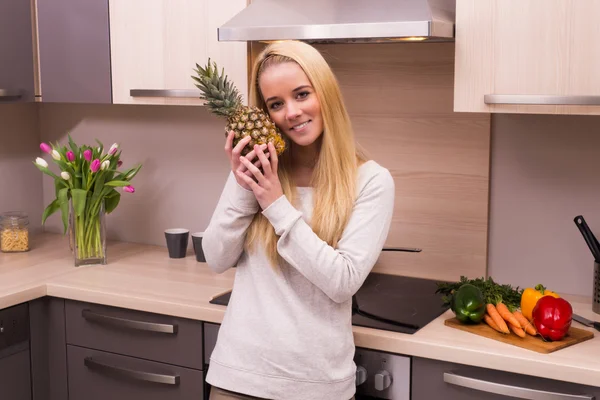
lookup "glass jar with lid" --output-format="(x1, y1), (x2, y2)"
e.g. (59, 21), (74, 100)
(0, 211), (30, 252)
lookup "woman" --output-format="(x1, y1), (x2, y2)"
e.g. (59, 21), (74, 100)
(203, 41), (395, 400)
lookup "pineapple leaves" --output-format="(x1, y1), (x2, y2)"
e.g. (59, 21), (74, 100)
(191, 58), (241, 116)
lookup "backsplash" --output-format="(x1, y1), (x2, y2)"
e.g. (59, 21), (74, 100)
(488, 114), (600, 296)
(39, 103), (230, 246)
(0, 104), (43, 233)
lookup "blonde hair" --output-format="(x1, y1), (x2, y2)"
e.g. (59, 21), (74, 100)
(245, 41), (366, 267)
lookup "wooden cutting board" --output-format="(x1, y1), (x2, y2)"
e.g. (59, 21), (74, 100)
(445, 317), (594, 354)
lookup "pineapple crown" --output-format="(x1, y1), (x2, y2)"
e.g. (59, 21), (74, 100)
(192, 58), (243, 117)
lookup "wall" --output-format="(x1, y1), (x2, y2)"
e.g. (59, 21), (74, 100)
(39, 103), (229, 245)
(0, 103), (43, 233)
(488, 114), (600, 296)
(37, 43), (490, 281)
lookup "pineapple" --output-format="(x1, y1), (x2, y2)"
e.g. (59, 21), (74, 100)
(192, 59), (286, 156)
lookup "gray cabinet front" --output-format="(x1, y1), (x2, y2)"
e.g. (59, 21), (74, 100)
(0, 349), (31, 400)
(67, 345), (204, 400)
(0, 0), (35, 102)
(65, 300), (204, 370)
(412, 357), (600, 400)
(36, 0), (112, 103)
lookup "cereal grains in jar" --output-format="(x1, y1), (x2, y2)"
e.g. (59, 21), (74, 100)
(0, 212), (30, 252)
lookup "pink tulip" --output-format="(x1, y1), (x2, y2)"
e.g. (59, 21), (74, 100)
(40, 143), (52, 154)
(123, 185), (135, 193)
(66, 151), (75, 162)
(117, 160), (123, 167)
(90, 159), (101, 173)
(83, 149), (93, 161)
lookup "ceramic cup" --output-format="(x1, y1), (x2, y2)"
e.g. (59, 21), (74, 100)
(164, 228), (189, 258)
(192, 232), (205, 262)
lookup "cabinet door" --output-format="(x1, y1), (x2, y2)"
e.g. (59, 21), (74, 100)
(0, 350), (31, 400)
(36, 0), (112, 103)
(68, 345), (204, 400)
(110, 0), (248, 106)
(0, 0), (35, 102)
(412, 357), (600, 400)
(454, 0), (600, 115)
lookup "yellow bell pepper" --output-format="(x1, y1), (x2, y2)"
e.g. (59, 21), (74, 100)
(520, 284), (560, 321)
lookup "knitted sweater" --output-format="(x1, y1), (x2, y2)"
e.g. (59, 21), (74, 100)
(203, 160), (395, 400)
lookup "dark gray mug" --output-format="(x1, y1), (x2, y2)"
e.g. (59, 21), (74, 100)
(164, 229), (189, 258)
(192, 232), (205, 262)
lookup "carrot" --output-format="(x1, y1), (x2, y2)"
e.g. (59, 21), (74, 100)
(495, 302), (521, 330)
(508, 322), (527, 338)
(513, 310), (537, 336)
(486, 304), (510, 334)
(484, 314), (503, 333)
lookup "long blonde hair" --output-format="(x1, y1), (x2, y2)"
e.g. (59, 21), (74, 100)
(245, 41), (366, 267)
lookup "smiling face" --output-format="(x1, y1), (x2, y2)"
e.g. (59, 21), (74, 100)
(258, 62), (324, 148)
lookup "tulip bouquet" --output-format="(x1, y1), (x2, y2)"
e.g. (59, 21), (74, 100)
(34, 135), (142, 265)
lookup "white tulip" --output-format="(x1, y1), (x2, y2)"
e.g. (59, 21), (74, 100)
(101, 160), (110, 170)
(35, 157), (48, 168)
(60, 171), (71, 180)
(51, 150), (61, 161)
(108, 143), (119, 155)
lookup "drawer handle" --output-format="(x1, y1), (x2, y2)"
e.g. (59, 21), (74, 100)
(129, 89), (200, 98)
(0, 89), (22, 99)
(484, 95), (600, 106)
(444, 372), (594, 399)
(81, 309), (178, 334)
(84, 357), (180, 386)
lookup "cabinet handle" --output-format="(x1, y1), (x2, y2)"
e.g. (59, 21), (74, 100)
(484, 95), (600, 106)
(81, 309), (178, 334)
(84, 357), (180, 385)
(444, 372), (594, 399)
(0, 89), (22, 99)
(129, 89), (199, 98)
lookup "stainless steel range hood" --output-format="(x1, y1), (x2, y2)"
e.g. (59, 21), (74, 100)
(218, 0), (456, 43)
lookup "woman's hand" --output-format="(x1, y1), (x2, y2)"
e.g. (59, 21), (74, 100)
(236, 142), (283, 210)
(225, 131), (270, 191)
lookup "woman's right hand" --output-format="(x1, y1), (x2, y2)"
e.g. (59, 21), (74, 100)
(225, 131), (270, 190)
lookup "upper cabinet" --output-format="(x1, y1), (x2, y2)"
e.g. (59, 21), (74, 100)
(36, 0), (112, 103)
(0, 0), (35, 102)
(109, 0), (248, 106)
(454, 0), (600, 115)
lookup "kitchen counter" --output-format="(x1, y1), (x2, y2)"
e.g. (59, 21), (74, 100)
(2, 233), (600, 387)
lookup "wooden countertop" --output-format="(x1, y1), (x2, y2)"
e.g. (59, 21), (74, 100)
(2, 233), (600, 387)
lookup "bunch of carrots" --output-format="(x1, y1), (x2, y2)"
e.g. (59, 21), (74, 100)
(484, 302), (537, 338)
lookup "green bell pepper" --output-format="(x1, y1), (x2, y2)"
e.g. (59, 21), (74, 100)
(451, 283), (486, 324)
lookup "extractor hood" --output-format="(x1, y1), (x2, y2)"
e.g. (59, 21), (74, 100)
(218, 0), (456, 43)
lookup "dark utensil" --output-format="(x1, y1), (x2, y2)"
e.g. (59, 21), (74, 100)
(573, 215), (600, 262)
(572, 314), (600, 332)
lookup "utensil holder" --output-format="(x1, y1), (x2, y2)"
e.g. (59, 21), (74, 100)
(594, 261), (600, 315)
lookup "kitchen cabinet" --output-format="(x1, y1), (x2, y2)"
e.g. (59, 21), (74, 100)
(67, 345), (204, 400)
(412, 356), (600, 399)
(64, 300), (205, 399)
(109, 0), (249, 106)
(0, 303), (31, 400)
(454, 0), (600, 115)
(29, 297), (69, 400)
(36, 0), (112, 103)
(0, 0), (35, 102)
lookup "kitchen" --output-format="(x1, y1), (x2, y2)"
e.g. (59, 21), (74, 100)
(1, 0), (600, 399)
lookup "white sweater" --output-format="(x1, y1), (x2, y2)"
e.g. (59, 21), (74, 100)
(203, 160), (395, 400)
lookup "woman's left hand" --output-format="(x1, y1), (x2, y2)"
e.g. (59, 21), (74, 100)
(236, 142), (284, 210)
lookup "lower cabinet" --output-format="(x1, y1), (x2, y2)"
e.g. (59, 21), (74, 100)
(67, 345), (204, 399)
(412, 357), (600, 399)
(0, 348), (31, 400)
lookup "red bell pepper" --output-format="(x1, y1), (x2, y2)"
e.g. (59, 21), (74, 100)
(532, 296), (573, 341)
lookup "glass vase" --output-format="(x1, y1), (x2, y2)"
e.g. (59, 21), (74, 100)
(69, 198), (107, 266)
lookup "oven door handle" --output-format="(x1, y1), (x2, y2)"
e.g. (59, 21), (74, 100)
(444, 372), (594, 399)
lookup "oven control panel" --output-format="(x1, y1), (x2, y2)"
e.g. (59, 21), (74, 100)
(354, 347), (410, 400)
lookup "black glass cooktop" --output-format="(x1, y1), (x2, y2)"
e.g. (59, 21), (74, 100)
(209, 273), (449, 335)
